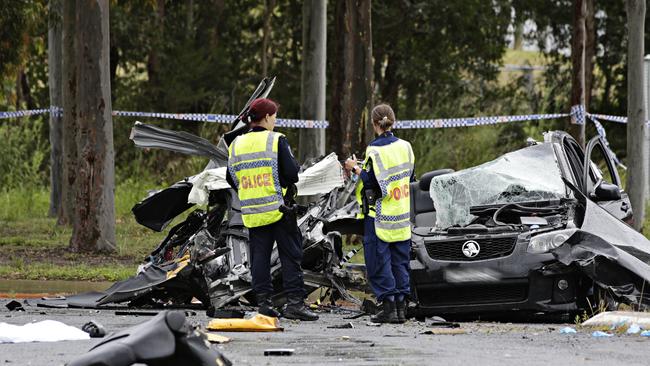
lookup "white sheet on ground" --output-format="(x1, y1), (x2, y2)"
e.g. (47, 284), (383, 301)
(0, 320), (90, 343)
(188, 153), (344, 205)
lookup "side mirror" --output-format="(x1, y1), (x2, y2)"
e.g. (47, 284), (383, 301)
(594, 181), (621, 201)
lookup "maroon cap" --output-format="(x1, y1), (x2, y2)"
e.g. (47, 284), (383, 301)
(248, 98), (278, 123)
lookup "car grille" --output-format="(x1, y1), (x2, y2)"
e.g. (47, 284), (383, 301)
(424, 235), (518, 261)
(418, 283), (528, 306)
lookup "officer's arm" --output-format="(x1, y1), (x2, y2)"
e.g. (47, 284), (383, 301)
(225, 166), (237, 191)
(277, 136), (300, 187)
(359, 159), (379, 190)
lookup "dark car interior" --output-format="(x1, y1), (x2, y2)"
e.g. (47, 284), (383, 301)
(409, 169), (454, 227)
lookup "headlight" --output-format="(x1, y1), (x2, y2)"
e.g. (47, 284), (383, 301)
(527, 229), (577, 254)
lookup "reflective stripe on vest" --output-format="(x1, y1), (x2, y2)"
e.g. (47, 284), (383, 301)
(365, 139), (414, 242)
(227, 130), (284, 228)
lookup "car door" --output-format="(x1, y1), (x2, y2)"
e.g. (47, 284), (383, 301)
(581, 136), (633, 223)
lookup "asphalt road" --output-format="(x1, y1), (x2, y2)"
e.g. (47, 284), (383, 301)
(1, 300), (649, 366)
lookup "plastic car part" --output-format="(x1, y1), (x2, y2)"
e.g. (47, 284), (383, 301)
(67, 311), (231, 366)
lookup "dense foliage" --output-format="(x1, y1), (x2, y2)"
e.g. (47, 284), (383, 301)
(0, 0), (646, 189)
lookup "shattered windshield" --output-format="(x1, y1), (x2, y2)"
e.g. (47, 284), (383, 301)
(430, 143), (567, 228)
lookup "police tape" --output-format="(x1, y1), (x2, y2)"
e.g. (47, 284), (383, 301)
(0, 109), (51, 119)
(393, 112), (572, 129)
(2, 105), (648, 129)
(111, 110), (329, 128)
(0, 107), (328, 128)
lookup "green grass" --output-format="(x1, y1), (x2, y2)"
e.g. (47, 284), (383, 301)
(0, 263), (135, 282)
(0, 181), (185, 281)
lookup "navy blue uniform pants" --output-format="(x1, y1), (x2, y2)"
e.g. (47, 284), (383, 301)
(248, 214), (305, 298)
(363, 217), (411, 302)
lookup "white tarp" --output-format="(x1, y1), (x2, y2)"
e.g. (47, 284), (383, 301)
(0, 320), (90, 343)
(295, 153), (345, 196)
(188, 167), (231, 205)
(188, 153), (344, 205)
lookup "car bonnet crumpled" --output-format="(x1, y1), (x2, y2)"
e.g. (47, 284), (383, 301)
(551, 195), (650, 307)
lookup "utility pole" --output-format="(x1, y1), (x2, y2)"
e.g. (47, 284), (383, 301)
(626, 0), (648, 232)
(48, 0), (63, 218)
(298, 0), (326, 162)
(569, 0), (586, 146)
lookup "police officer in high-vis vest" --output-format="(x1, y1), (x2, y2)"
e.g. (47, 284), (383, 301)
(226, 98), (318, 321)
(344, 104), (415, 324)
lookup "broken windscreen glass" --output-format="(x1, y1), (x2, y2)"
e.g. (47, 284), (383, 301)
(430, 143), (567, 228)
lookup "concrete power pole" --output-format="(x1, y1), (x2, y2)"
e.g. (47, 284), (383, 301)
(298, 0), (326, 163)
(626, 0), (648, 232)
(569, 0), (587, 147)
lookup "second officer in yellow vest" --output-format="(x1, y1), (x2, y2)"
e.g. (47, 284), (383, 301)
(226, 98), (318, 321)
(345, 104), (415, 324)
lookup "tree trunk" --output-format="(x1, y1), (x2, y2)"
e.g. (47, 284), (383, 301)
(261, 0), (276, 77)
(147, 0), (164, 105)
(328, 0), (373, 158)
(569, 0), (586, 147)
(48, 0), (63, 218)
(298, 0), (326, 163)
(59, 0), (77, 226)
(626, 0), (648, 232)
(69, 0), (116, 252)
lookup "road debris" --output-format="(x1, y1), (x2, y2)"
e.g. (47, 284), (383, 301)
(68, 311), (230, 366)
(582, 311), (650, 328)
(421, 328), (466, 335)
(5, 300), (25, 312)
(81, 321), (106, 338)
(559, 327), (577, 334)
(327, 322), (354, 329)
(591, 331), (614, 338)
(264, 348), (294, 356)
(207, 313), (283, 332)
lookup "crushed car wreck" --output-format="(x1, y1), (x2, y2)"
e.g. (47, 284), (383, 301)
(404, 131), (649, 318)
(38, 79), (365, 314)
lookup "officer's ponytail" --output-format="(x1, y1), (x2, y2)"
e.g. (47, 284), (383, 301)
(371, 104), (396, 131)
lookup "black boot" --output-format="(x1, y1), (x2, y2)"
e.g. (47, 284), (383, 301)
(395, 299), (407, 324)
(256, 294), (280, 318)
(370, 300), (399, 324)
(282, 296), (319, 321)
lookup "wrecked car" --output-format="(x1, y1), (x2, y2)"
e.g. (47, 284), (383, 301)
(38, 79), (364, 312)
(405, 131), (649, 319)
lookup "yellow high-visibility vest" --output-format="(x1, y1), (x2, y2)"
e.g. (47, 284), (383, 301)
(357, 138), (414, 242)
(227, 130), (284, 228)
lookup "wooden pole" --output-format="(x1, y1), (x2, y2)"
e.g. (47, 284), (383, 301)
(626, 0), (648, 231)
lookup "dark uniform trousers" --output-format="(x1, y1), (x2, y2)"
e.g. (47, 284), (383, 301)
(363, 216), (410, 302)
(248, 214), (305, 298)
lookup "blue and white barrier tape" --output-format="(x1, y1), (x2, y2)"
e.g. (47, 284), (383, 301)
(394, 112), (571, 129)
(112, 110), (329, 129)
(0, 108), (51, 119)
(2, 105), (647, 129)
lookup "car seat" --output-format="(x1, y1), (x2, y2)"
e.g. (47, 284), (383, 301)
(410, 169), (454, 227)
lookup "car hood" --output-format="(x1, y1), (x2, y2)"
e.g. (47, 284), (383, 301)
(551, 191), (650, 307)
